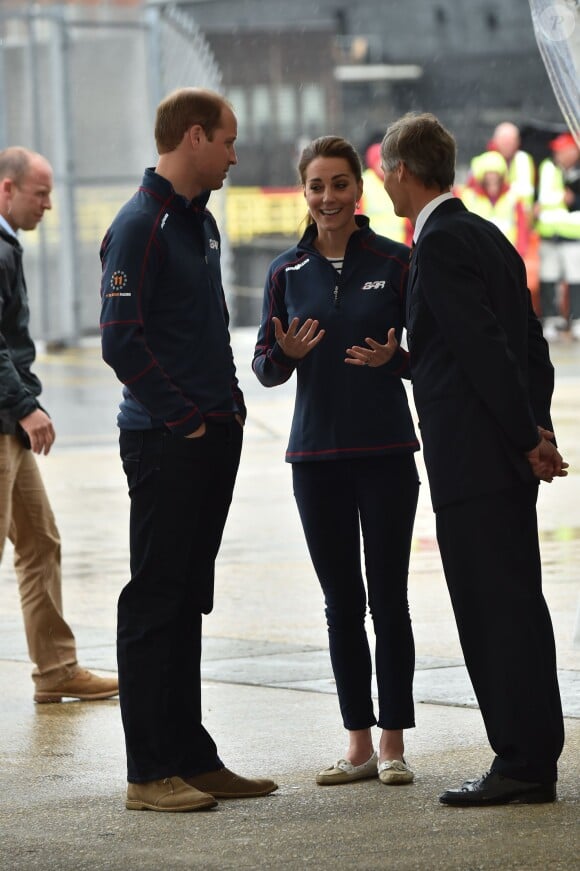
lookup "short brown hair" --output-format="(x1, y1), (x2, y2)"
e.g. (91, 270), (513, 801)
(381, 113), (456, 190)
(297, 135), (363, 185)
(154, 88), (232, 154)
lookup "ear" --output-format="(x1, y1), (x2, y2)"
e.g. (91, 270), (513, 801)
(356, 178), (363, 201)
(188, 124), (205, 149)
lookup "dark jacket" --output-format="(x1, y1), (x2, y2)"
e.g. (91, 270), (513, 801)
(253, 217), (419, 461)
(0, 226), (43, 435)
(407, 197), (554, 509)
(100, 169), (245, 435)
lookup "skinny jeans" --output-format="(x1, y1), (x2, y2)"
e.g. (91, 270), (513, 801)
(118, 421), (242, 783)
(292, 453), (419, 731)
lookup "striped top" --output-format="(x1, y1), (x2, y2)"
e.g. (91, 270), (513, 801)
(327, 257), (343, 274)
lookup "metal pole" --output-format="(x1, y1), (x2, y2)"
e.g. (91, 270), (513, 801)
(0, 32), (6, 148)
(27, 6), (51, 338)
(144, 2), (164, 128)
(49, 6), (79, 345)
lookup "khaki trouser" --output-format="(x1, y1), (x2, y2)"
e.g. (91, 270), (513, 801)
(0, 435), (78, 688)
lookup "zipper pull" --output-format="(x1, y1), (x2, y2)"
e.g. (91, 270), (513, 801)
(333, 286), (339, 307)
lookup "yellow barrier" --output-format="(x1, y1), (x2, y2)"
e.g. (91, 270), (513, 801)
(225, 186), (306, 243)
(23, 185), (306, 248)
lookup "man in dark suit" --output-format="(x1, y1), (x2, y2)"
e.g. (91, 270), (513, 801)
(380, 113), (567, 805)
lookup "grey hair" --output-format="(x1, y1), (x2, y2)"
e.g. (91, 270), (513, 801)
(381, 113), (456, 190)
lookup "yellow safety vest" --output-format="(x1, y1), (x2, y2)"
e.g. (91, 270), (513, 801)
(360, 169), (409, 243)
(470, 150), (535, 209)
(536, 159), (580, 240)
(461, 186), (520, 246)
(508, 150), (535, 208)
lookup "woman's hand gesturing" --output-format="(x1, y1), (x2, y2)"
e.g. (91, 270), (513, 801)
(345, 328), (399, 367)
(273, 316), (325, 360)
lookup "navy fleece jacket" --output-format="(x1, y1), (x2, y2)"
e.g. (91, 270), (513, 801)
(253, 217), (419, 461)
(100, 169), (245, 434)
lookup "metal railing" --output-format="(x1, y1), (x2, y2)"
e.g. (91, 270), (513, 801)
(0, 1), (223, 343)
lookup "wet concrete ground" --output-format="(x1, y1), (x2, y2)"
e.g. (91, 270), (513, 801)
(0, 329), (578, 870)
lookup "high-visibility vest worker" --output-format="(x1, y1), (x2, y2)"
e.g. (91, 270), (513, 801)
(359, 144), (412, 245)
(461, 151), (530, 257)
(536, 158), (580, 241)
(535, 131), (580, 338)
(470, 121), (536, 209)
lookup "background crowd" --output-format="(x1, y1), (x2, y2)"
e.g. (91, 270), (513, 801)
(360, 120), (580, 341)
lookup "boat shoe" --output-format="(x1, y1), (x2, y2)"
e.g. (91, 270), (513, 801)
(316, 751), (378, 785)
(378, 758), (414, 785)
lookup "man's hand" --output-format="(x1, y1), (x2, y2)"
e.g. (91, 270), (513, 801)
(526, 435), (569, 483)
(185, 422), (206, 439)
(19, 409), (55, 455)
(345, 328), (399, 367)
(273, 316), (325, 360)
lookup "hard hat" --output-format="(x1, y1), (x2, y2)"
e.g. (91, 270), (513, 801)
(471, 150), (508, 182)
(549, 132), (578, 152)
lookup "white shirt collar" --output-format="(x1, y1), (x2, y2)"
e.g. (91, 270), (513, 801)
(413, 191), (455, 243)
(0, 213), (18, 239)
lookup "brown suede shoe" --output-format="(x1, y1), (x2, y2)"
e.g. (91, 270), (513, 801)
(126, 777), (218, 812)
(184, 767), (278, 799)
(34, 668), (119, 703)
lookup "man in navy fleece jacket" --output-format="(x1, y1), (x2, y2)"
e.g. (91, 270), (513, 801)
(100, 87), (277, 812)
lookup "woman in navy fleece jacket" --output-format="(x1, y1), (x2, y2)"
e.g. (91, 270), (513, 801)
(253, 137), (420, 787)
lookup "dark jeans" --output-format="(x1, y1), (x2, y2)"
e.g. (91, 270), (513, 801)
(118, 422), (242, 783)
(436, 483), (564, 783)
(292, 454), (419, 731)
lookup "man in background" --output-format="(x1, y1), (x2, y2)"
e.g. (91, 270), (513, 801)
(536, 132), (580, 339)
(0, 146), (119, 704)
(470, 121), (536, 211)
(359, 141), (412, 244)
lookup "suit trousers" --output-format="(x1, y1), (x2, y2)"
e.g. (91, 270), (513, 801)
(118, 422), (242, 783)
(436, 482), (564, 783)
(0, 435), (78, 688)
(292, 454), (419, 731)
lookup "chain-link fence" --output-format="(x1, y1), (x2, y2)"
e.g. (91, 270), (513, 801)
(0, 1), (227, 344)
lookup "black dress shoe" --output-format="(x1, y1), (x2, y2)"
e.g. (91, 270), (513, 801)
(439, 771), (556, 806)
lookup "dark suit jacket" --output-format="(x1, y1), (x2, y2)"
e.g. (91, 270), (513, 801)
(407, 197), (554, 509)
